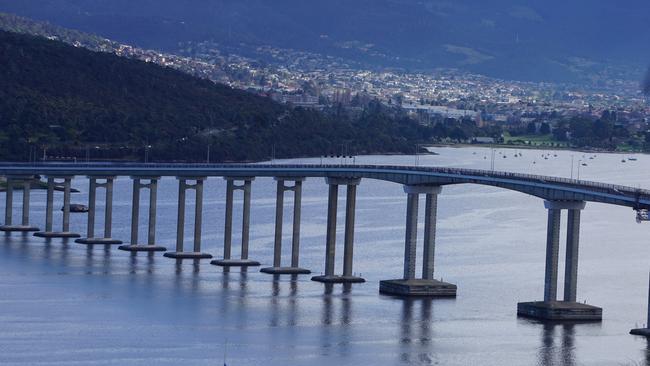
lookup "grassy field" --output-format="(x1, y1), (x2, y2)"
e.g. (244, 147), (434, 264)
(502, 133), (568, 147)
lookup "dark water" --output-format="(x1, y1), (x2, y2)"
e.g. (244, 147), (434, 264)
(1, 147), (650, 365)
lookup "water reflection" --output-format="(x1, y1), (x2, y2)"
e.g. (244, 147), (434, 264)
(399, 299), (435, 365)
(537, 323), (576, 366)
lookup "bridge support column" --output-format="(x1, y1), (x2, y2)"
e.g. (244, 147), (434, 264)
(119, 177), (166, 252)
(34, 176), (80, 238)
(212, 177), (260, 267)
(164, 177), (212, 259)
(261, 178), (310, 275)
(518, 200), (601, 321)
(380, 185), (456, 297)
(312, 177), (364, 284)
(1, 176), (40, 232)
(76, 177), (122, 245)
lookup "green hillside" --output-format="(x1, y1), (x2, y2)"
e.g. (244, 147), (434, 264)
(0, 30), (433, 162)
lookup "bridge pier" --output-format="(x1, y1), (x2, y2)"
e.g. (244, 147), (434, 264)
(212, 177), (260, 267)
(517, 200), (602, 321)
(164, 177), (212, 259)
(631, 273), (650, 336)
(1, 176), (40, 232)
(261, 177), (310, 275)
(312, 177), (364, 284)
(75, 177), (123, 245)
(34, 176), (80, 238)
(119, 177), (166, 252)
(380, 185), (457, 296)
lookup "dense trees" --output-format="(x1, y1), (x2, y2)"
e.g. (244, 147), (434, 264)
(0, 31), (435, 162)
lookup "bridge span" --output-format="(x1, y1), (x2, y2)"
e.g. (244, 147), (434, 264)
(1, 162), (649, 323)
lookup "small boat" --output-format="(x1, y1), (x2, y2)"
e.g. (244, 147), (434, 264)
(581, 163), (587, 166)
(628, 157), (638, 161)
(622, 159), (626, 163)
(63, 204), (89, 213)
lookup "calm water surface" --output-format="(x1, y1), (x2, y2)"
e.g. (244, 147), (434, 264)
(1, 147), (650, 365)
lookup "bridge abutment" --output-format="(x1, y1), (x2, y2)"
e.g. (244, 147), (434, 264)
(119, 177), (166, 252)
(164, 177), (212, 259)
(34, 176), (80, 238)
(517, 200), (602, 321)
(380, 185), (457, 297)
(312, 177), (365, 284)
(261, 177), (310, 275)
(76, 176), (122, 245)
(212, 177), (260, 267)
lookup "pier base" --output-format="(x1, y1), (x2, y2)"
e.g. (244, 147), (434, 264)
(118, 244), (167, 252)
(75, 238), (123, 245)
(261, 266), (311, 275)
(34, 231), (80, 238)
(311, 275), (365, 284)
(631, 328), (650, 337)
(517, 301), (602, 321)
(211, 259), (261, 267)
(163, 252), (213, 259)
(0, 225), (40, 232)
(379, 279), (457, 297)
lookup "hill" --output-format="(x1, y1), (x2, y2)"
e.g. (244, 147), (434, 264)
(0, 30), (434, 162)
(0, 0), (648, 83)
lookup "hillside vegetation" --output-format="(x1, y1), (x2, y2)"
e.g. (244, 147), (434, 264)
(0, 30), (433, 162)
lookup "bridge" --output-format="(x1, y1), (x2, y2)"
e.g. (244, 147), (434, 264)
(1, 162), (649, 324)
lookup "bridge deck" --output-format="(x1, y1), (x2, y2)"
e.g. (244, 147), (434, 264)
(0, 163), (648, 209)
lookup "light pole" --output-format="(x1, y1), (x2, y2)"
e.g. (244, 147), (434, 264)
(577, 160), (583, 180)
(490, 148), (496, 171)
(144, 145), (152, 163)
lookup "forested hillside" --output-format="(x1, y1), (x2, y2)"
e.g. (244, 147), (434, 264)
(0, 31), (433, 162)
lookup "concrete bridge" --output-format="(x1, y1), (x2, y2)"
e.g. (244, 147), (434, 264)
(2, 162), (650, 323)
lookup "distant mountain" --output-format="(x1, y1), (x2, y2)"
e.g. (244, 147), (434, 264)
(0, 0), (649, 83)
(0, 30), (436, 162)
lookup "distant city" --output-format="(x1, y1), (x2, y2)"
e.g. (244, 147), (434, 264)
(6, 11), (644, 130)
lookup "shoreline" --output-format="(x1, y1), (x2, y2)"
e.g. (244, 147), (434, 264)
(424, 143), (645, 155)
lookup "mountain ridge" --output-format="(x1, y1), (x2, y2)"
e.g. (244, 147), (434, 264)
(1, 0), (649, 83)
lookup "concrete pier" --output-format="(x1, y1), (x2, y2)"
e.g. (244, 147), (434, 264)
(164, 177), (212, 259)
(631, 273), (650, 336)
(119, 177), (166, 252)
(76, 177), (122, 245)
(517, 200), (602, 321)
(212, 178), (260, 267)
(380, 185), (457, 297)
(261, 177), (310, 275)
(312, 177), (364, 284)
(34, 176), (80, 238)
(1, 176), (40, 232)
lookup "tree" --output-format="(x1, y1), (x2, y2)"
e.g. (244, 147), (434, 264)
(526, 121), (537, 134)
(593, 119), (613, 140)
(449, 127), (467, 142)
(540, 122), (551, 135)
